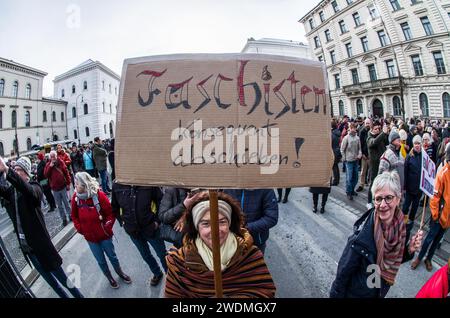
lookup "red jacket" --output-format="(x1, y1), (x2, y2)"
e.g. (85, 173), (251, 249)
(71, 190), (115, 243)
(416, 264), (449, 298)
(57, 149), (72, 167)
(44, 159), (71, 191)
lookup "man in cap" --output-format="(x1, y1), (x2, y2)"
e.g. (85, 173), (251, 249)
(0, 156), (83, 298)
(378, 130), (405, 190)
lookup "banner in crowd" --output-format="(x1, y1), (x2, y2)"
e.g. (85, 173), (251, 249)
(420, 149), (436, 198)
(115, 54), (332, 188)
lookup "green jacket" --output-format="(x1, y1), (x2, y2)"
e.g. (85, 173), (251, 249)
(93, 144), (107, 171)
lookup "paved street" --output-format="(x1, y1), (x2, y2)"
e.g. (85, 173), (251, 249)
(31, 173), (448, 298)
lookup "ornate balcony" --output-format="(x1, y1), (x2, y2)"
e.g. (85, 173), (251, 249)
(343, 77), (404, 95)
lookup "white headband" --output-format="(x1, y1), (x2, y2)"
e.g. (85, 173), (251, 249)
(192, 200), (232, 230)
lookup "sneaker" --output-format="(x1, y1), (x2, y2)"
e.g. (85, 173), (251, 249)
(312, 206), (318, 213)
(347, 194), (353, 201)
(410, 258), (420, 270)
(355, 186), (364, 192)
(150, 273), (164, 286)
(118, 272), (132, 284)
(108, 276), (120, 289)
(424, 259), (433, 272)
(366, 203), (374, 210)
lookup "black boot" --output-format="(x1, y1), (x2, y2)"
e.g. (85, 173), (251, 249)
(312, 205), (318, 213)
(115, 267), (132, 284)
(105, 272), (119, 289)
(320, 206), (325, 214)
(282, 197), (288, 203)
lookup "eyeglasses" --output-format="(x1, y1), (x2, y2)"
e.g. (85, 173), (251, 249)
(374, 195), (395, 205)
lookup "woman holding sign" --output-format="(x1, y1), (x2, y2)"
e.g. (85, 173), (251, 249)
(330, 171), (423, 298)
(164, 191), (276, 298)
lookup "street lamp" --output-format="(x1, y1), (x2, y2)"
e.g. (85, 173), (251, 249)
(75, 94), (83, 146)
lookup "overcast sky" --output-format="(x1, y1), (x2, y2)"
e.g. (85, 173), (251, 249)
(0, 0), (315, 96)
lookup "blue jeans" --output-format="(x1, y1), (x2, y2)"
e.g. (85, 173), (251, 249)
(130, 230), (167, 276)
(28, 253), (84, 298)
(345, 161), (359, 195)
(402, 191), (421, 221)
(98, 169), (109, 193)
(87, 238), (121, 276)
(418, 219), (447, 261)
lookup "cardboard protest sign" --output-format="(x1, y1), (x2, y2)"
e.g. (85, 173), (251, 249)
(420, 149), (436, 198)
(115, 54), (332, 188)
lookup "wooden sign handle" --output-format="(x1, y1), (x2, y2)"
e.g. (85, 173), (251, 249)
(419, 195), (428, 231)
(209, 190), (223, 298)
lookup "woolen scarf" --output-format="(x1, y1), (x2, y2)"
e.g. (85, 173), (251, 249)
(195, 232), (237, 272)
(374, 206), (406, 285)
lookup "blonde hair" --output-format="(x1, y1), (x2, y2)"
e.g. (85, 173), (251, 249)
(75, 172), (100, 198)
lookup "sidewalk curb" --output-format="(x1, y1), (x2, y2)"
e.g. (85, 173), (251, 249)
(21, 224), (77, 286)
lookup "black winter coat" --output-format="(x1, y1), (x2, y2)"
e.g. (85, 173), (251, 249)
(330, 209), (414, 298)
(0, 169), (62, 271)
(404, 150), (422, 195)
(332, 129), (342, 159)
(111, 183), (162, 239)
(158, 188), (188, 226)
(359, 126), (370, 157)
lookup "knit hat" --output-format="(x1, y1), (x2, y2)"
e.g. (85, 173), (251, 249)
(37, 152), (45, 161)
(412, 135), (422, 144)
(192, 200), (232, 230)
(15, 157), (31, 177)
(389, 130), (401, 144)
(409, 124), (416, 133)
(399, 129), (407, 141)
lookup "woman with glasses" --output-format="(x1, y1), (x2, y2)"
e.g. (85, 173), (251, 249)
(165, 191), (276, 298)
(330, 171), (423, 298)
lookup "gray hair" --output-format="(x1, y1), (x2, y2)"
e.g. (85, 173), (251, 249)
(371, 171), (402, 199)
(75, 172), (100, 198)
(49, 150), (57, 157)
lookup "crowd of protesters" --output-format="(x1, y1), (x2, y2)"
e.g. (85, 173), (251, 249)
(0, 114), (449, 298)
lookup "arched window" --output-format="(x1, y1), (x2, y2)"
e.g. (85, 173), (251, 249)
(104, 124), (107, 134)
(25, 111), (30, 127)
(72, 85), (76, 94)
(26, 138), (32, 150)
(25, 84), (31, 99)
(356, 99), (363, 115)
(0, 142), (4, 157)
(393, 96), (402, 116)
(42, 110), (47, 122)
(61, 112), (65, 122)
(11, 110), (17, 128)
(83, 81), (88, 90)
(74, 129), (78, 140)
(83, 103), (88, 115)
(52, 111), (56, 122)
(109, 121), (114, 138)
(102, 102), (105, 112)
(0, 79), (5, 96)
(12, 81), (18, 97)
(85, 127), (90, 137)
(109, 104), (112, 113)
(339, 100), (345, 116)
(0, 110), (2, 128)
(443, 93), (450, 118)
(72, 107), (76, 118)
(61, 89), (65, 98)
(419, 93), (429, 117)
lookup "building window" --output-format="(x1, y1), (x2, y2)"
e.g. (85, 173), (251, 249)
(339, 20), (348, 34)
(26, 138), (32, 151)
(400, 22), (412, 41)
(390, 0), (401, 11)
(59, 112), (63, 122)
(353, 12), (361, 27)
(109, 84), (112, 93)
(351, 69), (359, 84)
(0, 110), (2, 129)
(83, 103), (88, 115)
(368, 4), (379, 19)
(361, 36), (369, 52)
(102, 81), (105, 90)
(386, 60), (397, 78)
(309, 18), (315, 30)
(368, 64), (377, 81)
(314, 36), (321, 48)
(346, 0), (353, 4)
(25, 84), (31, 99)
(330, 50), (336, 64)
(104, 124), (107, 134)
(72, 85), (76, 94)
(72, 107), (76, 118)
(102, 102), (105, 112)
(83, 81), (88, 90)
(378, 30), (389, 47)
(110, 104), (112, 113)
(419, 93), (429, 116)
(334, 74), (341, 89)
(12, 81), (18, 98)
(85, 127), (90, 137)
(325, 29), (332, 42)
(318, 56), (324, 62)
(433, 51), (446, 74)
(74, 129), (78, 140)
(61, 89), (65, 98)
(52, 111), (56, 122)
(319, 11), (325, 22)
(0, 79), (4, 96)
(345, 43), (353, 57)
(339, 100), (345, 116)
(332, 0), (340, 13)
(356, 99), (363, 115)
(43, 110), (47, 122)
(115, 87), (117, 95)
(0, 142), (3, 157)
(443, 93), (450, 117)
(11, 110), (17, 128)
(420, 17), (433, 36)
(25, 111), (30, 127)
(393, 96), (402, 116)
(411, 55), (424, 76)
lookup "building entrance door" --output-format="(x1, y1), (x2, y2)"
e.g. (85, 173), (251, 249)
(372, 99), (384, 118)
